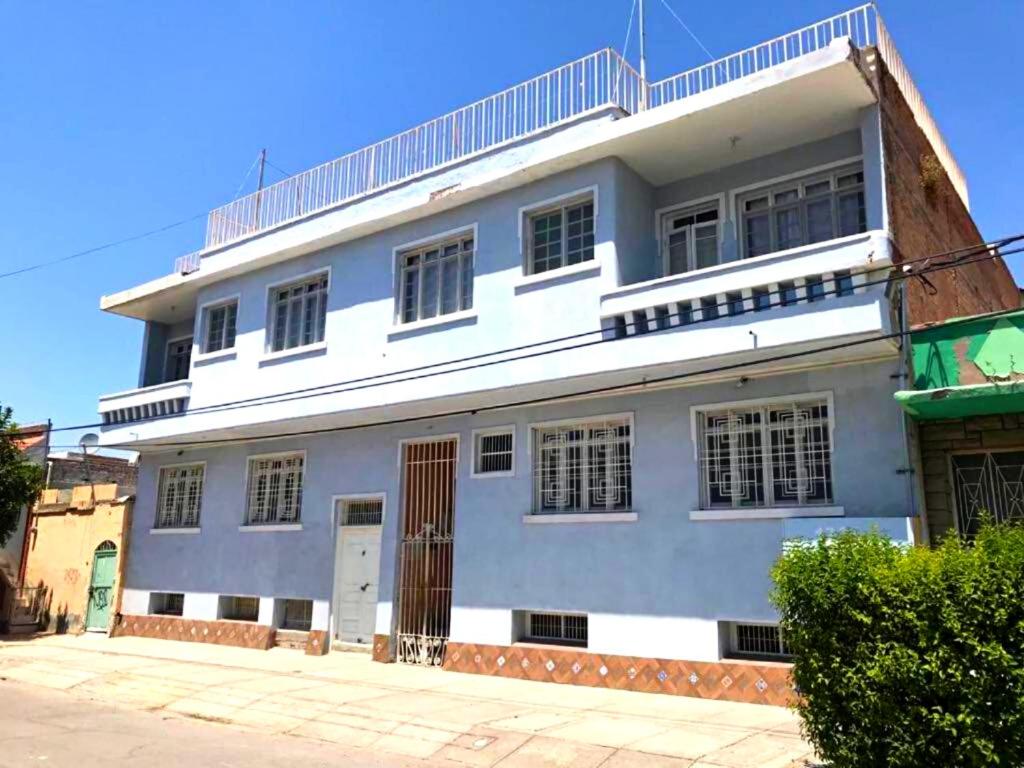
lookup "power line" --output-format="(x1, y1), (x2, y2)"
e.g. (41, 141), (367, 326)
(231, 152), (263, 200)
(264, 159), (294, 179)
(658, 0), (715, 61)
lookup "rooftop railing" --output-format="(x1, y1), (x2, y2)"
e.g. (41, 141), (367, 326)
(188, 4), (966, 267)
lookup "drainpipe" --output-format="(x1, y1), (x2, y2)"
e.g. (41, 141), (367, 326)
(895, 282), (928, 545)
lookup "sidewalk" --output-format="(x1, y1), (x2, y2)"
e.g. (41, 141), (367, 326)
(0, 634), (814, 767)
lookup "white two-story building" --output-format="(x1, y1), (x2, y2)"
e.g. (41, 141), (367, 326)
(97, 7), (1015, 704)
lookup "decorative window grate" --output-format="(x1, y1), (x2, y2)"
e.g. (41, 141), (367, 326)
(222, 595), (260, 622)
(399, 234), (474, 323)
(339, 497), (384, 526)
(155, 464), (204, 528)
(698, 399), (833, 509)
(149, 592), (184, 616)
(282, 598), (313, 631)
(528, 198), (595, 274)
(952, 451), (1024, 537)
(524, 612), (588, 647)
(245, 453), (304, 525)
(731, 622), (790, 658)
(204, 301), (238, 353)
(270, 273), (328, 352)
(533, 418), (632, 514)
(474, 428), (514, 476)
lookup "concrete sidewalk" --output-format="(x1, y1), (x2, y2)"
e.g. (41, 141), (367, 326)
(0, 634), (814, 767)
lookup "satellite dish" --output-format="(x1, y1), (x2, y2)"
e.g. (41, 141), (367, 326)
(78, 433), (100, 455)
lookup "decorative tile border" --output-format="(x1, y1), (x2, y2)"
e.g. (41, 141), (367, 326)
(372, 633), (392, 663)
(111, 614), (275, 650)
(305, 630), (329, 656)
(441, 642), (795, 707)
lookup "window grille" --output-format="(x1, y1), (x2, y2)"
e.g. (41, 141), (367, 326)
(222, 595), (260, 622)
(204, 301), (238, 353)
(282, 599), (313, 631)
(399, 234), (474, 323)
(731, 623), (790, 658)
(149, 592), (184, 616)
(155, 464), (204, 528)
(741, 166), (866, 259)
(270, 273), (328, 352)
(664, 204), (719, 275)
(339, 497), (384, 526)
(524, 612), (588, 647)
(474, 429), (514, 475)
(528, 199), (594, 274)
(952, 451), (1024, 537)
(698, 399), (833, 509)
(164, 337), (192, 382)
(245, 453), (304, 525)
(533, 418), (632, 514)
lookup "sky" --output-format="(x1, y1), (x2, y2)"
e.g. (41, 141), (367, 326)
(1, 0), (1022, 452)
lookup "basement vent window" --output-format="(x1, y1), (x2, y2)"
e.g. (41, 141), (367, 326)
(220, 595), (260, 622)
(149, 592), (184, 617)
(338, 497), (384, 526)
(728, 622), (791, 660)
(518, 611), (588, 648)
(281, 599), (313, 631)
(473, 427), (515, 477)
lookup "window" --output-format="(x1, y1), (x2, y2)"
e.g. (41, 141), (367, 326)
(244, 453), (304, 525)
(663, 203), (719, 275)
(533, 417), (632, 514)
(697, 398), (833, 509)
(203, 300), (237, 353)
(728, 622), (791, 659)
(473, 427), (515, 476)
(221, 595), (260, 622)
(269, 273), (328, 353)
(281, 599), (313, 631)
(164, 337), (192, 382)
(149, 592), (184, 616)
(520, 611), (588, 647)
(741, 166), (866, 258)
(527, 197), (594, 274)
(398, 234), (474, 323)
(155, 464), (204, 528)
(952, 451), (1024, 537)
(338, 496), (384, 526)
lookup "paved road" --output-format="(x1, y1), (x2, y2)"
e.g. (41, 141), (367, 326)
(0, 681), (435, 767)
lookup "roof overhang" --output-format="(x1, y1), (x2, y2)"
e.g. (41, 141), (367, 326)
(895, 382), (1024, 421)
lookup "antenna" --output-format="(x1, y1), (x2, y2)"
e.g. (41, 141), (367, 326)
(638, 0), (648, 108)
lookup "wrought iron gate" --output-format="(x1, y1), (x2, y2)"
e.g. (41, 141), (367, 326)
(395, 438), (456, 666)
(952, 450), (1024, 536)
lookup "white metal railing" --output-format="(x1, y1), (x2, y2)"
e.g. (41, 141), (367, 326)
(192, 5), (966, 261)
(205, 49), (642, 249)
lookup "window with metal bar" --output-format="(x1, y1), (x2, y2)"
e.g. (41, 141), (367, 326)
(244, 453), (304, 525)
(338, 497), (384, 526)
(527, 198), (594, 274)
(522, 611), (588, 647)
(203, 301), (238, 353)
(697, 399), (833, 509)
(398, 234), (474, 323)
(221, 595), (260, 622)
(149, 592), (184, 616)
(741, 166), (866, 259)
(269, 273), (328, 352)
(532, 418), (632, 514)
(473, 428), (514, 476)
(154, 464), (204, 528)
(729, 622), (791, 659)
(282, 599), (313, 631)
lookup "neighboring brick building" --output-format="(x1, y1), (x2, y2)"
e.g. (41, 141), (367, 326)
(46, 453), (138, 493)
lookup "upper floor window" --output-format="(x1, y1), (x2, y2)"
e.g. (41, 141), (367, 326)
(155, 464), (204, 529)
(741, 166), (866, 259)
(244, 452), (304, 525)
(202, 300), (238, 353)
(398, 234), (474, 323)
(663, 203), (719, 275)
(696, 397), (833, 509)
(269, 273), (328, 353)
(472, 426), (515, 477)
(527, 197), (594, 275)
(164, 337), (192, 382)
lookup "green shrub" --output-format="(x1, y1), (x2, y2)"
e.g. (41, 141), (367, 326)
(771, 526), (1024, 768)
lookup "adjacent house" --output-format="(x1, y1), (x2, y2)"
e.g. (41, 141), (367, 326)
(97, 7), (1016, 704)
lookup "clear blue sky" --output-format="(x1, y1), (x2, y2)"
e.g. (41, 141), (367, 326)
(2, 0), (1022, 450)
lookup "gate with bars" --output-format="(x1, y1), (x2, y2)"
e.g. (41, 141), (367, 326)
(395, 438), (457, 666)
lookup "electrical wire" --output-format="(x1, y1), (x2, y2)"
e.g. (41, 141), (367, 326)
(230, 152), (262, 200)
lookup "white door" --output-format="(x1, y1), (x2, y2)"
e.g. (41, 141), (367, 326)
(333, 497), (384, 645)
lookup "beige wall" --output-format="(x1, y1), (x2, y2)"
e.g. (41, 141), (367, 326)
(22, 484), (132, 633)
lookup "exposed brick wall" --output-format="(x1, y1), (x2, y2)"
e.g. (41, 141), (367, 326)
(48, 454), (137, 493)
(871, 55), (1018, 325)
(919, 414), (1024, 540)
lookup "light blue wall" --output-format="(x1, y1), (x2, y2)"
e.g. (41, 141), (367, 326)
(126, 358), (907, 624)
(140, 318), (195, 387)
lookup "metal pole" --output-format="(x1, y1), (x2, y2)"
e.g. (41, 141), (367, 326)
(638, 0), (648, 109)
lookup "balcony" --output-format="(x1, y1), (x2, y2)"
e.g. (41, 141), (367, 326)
(173, 4), (961, 272)
(98, 380), (191, 426)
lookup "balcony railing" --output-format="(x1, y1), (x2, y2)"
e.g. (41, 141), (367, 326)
(191, 5), (965, 260)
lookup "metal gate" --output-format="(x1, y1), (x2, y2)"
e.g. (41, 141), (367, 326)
(395, 438), (456, 666)
(952, 450), (1024, 536)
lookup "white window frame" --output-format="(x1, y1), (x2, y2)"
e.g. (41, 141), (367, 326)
(243, 450), (307, 526)
(163, 335), (193, 383)
(154, 461), (206, 530)
(519, 186), (598, 277)
(528, 412), (634, 515)
(656, 193), (724, 277)
(470, 425), (516, 478)
(197, 294), (240, 356)
(690, 392), (836, 513)
(264, 268), (331, 354)
(393, 225), (476, 325)
(727, 621), (791, 659)
(333, 492), (387, 527)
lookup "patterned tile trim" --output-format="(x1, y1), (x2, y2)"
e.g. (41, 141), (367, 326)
(372, 633), (392, 663)
(305, 630), (329, 656)
(441, 641), (795, 707)
(111, 614), (275, 650)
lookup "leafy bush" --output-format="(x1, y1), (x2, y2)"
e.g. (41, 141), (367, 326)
(772, 526), (1024, 767)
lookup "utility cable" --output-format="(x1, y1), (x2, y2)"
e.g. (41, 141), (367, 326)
(657, 0), (715, 61)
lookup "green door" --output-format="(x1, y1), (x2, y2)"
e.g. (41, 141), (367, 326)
(85, 542), (117, 630)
